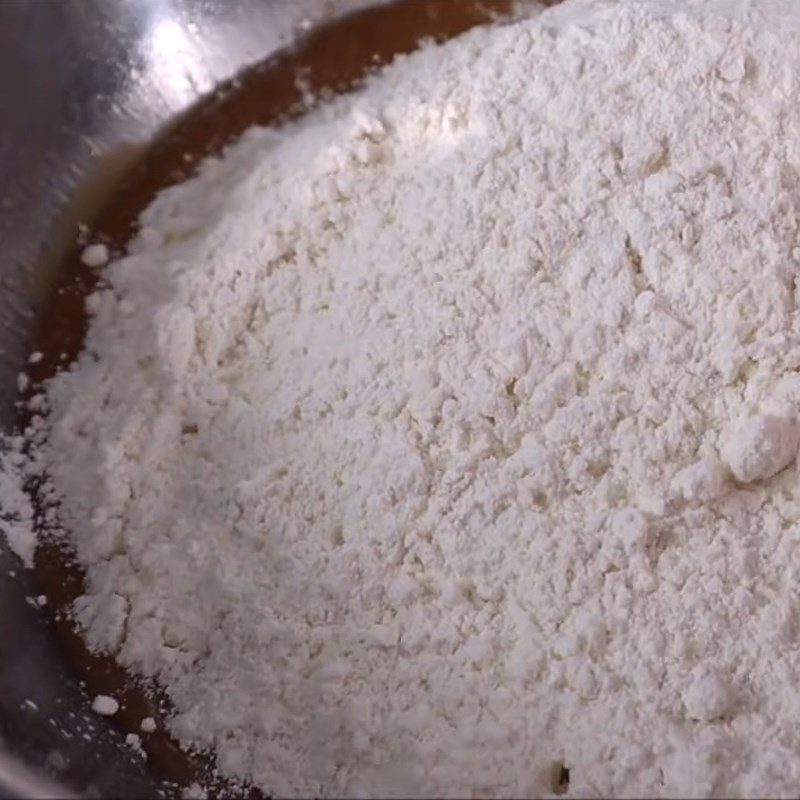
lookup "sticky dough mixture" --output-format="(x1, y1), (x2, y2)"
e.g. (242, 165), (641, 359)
(13, 0), (800, 795)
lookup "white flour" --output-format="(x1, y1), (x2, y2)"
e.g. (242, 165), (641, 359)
(9, 0), (800, 796)
(0, 440), (36, 568)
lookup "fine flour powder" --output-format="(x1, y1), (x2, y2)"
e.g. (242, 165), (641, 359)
(12, 0), (800, 795)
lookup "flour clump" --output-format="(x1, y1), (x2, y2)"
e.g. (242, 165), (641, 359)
(15, 0), (800, 796)
(721, 411), (799, 483)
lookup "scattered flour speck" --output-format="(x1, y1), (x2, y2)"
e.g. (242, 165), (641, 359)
(91, 695), (119, 717)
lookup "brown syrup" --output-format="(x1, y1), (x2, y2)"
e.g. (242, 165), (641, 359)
(24, 1), (559, 794)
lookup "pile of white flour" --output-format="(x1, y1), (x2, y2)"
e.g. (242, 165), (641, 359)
(11, 0), (800, 795)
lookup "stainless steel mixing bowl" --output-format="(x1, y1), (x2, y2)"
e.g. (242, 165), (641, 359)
(0, 2), (372, 795)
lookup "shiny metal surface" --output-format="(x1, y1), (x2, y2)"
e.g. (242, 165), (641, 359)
(0, 1), (373, 796)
